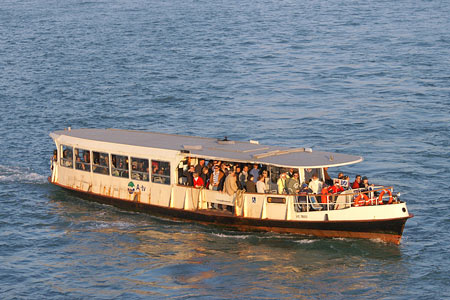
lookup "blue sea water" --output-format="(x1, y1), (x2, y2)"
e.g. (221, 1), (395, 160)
(1, 0), (449, 298)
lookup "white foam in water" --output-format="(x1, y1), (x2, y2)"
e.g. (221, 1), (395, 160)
(0, 165), (48, 184)
(294, 239), (316, 244)
(79, 220), (135, 230)
(212, 233), (250, 239)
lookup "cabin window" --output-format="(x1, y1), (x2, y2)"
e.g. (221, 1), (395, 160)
(111, 154), (129, 178)
(92, 151), (109, 175)
(151, 160), (170, 185)
(60, 145), (73, 168)
(131, 157), (149, 181)
(75, 148), (91, 172)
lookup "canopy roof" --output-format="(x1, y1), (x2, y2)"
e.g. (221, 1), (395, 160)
(50, 128), (363, 168)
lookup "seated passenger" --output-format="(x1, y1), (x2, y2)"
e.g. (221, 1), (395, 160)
(352, 175), (362, 189)
(142, 169), (149, 181)
(286, 172), (301, 194)
(308, 174), (323, 194)
(277, 172), (288, 194)
(342, 175), (350, 189)
(359, 176), (374, 190)
(256, 175), (266, 193)
(101, 166), (109, 175)
(296, 184), (310, 212)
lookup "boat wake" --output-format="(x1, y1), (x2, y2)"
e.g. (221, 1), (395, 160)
(0, 165), (48, 184)
(294, 239), (317, 244)
(69, 220), (137, 231)
(212, 233), (250, 239)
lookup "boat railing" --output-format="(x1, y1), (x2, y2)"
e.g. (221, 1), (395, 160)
(175, 183), (399, 214)
(292, 186), (398, 212)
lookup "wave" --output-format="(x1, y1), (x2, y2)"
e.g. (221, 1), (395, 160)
(0, 165), (48, 184)
(294, 239), (317, 244)
(211, 233), (250, 239)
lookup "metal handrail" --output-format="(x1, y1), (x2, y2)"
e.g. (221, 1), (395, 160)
(292, 186), (397, 212)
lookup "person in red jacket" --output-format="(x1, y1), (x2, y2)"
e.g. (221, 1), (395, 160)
(352, 175), (361, 189)
(193, 172), (204, 188)
(328, 180), (344, 194)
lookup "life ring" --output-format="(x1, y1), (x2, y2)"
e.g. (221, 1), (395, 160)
(354, 193), (369, 207)
(321, 187), (329, 204)
(378, 189), (393, 204)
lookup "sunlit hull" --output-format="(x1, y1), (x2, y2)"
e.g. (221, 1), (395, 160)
(51, 179), (412, 245)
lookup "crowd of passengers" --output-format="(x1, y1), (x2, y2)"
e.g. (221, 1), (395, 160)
(180, 158), (374, 196)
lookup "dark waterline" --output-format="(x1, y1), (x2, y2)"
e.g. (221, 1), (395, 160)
(0, 0), (449, 299)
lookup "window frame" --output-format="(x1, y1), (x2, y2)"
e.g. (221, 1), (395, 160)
(151, 160), (171, 185)
(111, 154), (129, 179)
(60, 145), (74, 168)
(130, 157), (149, 182)
(92, 151), (110, 175)
(75, 148), (91, 172)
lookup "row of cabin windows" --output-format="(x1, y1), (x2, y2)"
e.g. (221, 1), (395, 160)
(60, 145), (170, 184)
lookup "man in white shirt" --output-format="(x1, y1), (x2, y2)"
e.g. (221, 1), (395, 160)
(308, 174), (323, 194)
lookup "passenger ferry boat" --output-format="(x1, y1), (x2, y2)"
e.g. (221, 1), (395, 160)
(49, 128), (413, 244)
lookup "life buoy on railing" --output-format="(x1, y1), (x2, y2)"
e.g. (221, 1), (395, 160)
(378, 189), (393, 205)
(354, 193), (369, 207)
(366, 196), (375, 206)
(321, 187), (329, 204)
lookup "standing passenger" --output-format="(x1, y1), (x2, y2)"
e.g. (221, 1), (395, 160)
(308, 174), (323, 194)
(287, 168), (295, 178)
(304, 168), (315, 183)
(256, 175), (266, 193)
(194, 159), (205, 175)
(239, 165), (249, 187)
(193, 172), (204, 188)
(200, 167), (209, 188)
(249, 164), (259, 183)
(286, 172), (301, 194)
(223, 171), (238, 196)
(323, 167), (333, 185)
(246, 175), (257, 193)
(209, 165), (224, 191)
(262, 170), (270, 192)
(277, 172), (288, 194)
